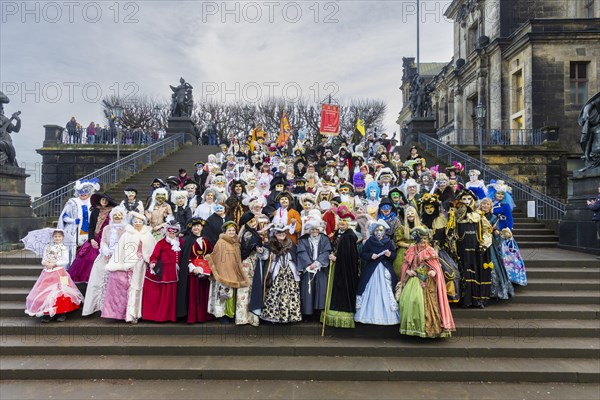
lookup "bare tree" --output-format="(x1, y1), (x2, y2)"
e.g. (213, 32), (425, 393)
(102, 94), (386, 145)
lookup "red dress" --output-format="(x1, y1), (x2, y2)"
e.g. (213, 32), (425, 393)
(141, 237), (183, 322)
(187, 237), (214, 323)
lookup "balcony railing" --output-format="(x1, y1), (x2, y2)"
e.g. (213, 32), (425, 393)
(437, 127), (545, 146)
(32, 134), (185, 219)
(61, 127), (166, 145)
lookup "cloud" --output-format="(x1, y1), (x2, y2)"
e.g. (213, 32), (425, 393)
(1, 0), (453, 197)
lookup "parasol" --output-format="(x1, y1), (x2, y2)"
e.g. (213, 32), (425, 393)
(21, 228), (76, 257)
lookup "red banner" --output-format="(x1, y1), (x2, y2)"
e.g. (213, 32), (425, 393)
(319, 104), (340, 136)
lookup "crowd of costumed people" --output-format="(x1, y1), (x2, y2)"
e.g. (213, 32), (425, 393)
(24, 130), (527, 339)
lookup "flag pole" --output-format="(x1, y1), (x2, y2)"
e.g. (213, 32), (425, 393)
(416, 0), (420, 75)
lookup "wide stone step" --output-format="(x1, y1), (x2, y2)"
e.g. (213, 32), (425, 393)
(3, 300), (598, 320)
(518, 241), (558, 248)
(512, 229), (557, 236)
(508, 291), (600, 305)
(1, 355), (597, 383)
(1, 317), (597, 338)
(525, 278), (600, 291)
(514, 222), (548, 229)
(0, 288), (29, 302)
(523, 258), (600, 268)
(0, 276), (38, 288)
(512, 235), (560, 243)
(2, 286), (597, 306)
(514, 218), (542, 224)
(2, 335), (598, 359)
(4, 379), (600, 400)
(525, 267), (600, 279)
(451, 304), (599, 320)
(0, 266), (42, 277)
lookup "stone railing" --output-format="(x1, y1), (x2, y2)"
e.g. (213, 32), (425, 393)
(32, 133), (185, 219)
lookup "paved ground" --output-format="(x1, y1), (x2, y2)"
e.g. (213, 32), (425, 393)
(2, 380), (600, 400)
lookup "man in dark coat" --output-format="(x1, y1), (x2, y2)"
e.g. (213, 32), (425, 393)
(322, 206), (360, 329)
(296, 218), (332, 318)
(202, 204), (231, 246)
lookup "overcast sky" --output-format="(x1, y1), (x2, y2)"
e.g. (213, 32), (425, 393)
(1, 0), (454, 196)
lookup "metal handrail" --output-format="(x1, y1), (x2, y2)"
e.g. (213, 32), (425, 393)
(32, 134), (185, 218)
(417, 133), (566, 221)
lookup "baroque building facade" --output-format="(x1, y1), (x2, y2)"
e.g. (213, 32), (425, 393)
(399, 0), (600, 175)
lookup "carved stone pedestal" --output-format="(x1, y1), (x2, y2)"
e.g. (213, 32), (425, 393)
(404, 117), (436, 144)
(166, 117), (196, 143)
(559, 167), (600, 255)
(0, 165), (43, 247)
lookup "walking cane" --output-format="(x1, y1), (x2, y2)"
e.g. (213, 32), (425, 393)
(321, 259), (334, 337)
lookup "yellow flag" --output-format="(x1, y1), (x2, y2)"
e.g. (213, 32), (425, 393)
(356, 115), (366, 136)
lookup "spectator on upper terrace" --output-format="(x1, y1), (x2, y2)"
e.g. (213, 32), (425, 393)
(87, 122), (96, 144)
(95, 123), (103, 144)
(75, 123), (83, 144)
(66, 117), (77, 144)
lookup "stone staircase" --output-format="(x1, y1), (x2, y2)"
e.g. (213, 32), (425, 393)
(512, 210), (560, 248)
(0, 249), (598, 392)
(103, 144), (220, 200)
(397, 142), (560, 248)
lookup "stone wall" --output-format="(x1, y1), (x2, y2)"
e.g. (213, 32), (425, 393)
(531, 36), (600, 155)
(455, 143), (568, 201)
(36, 125), (143, 196)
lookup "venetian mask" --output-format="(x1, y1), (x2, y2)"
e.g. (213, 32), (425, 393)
(126, 191), (136, 201)
(155, 194), (166, 204)
(424, 204), (436, 215)
(374, 226), (385, 240)
(461, 194), (476, 208)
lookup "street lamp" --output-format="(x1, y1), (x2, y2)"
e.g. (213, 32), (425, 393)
(475, 102), (487, 164)
(109, 103), (124, 162)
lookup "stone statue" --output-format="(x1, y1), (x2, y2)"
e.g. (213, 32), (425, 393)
(579, 92), (600, 171)
(409, 75), (433, 118)
(170, 77), (193, 117)
(0, 91), (21, 167)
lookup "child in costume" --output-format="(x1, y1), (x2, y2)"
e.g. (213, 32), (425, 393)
(501, 228), (528, 286)
(25, 229), (84, 322)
